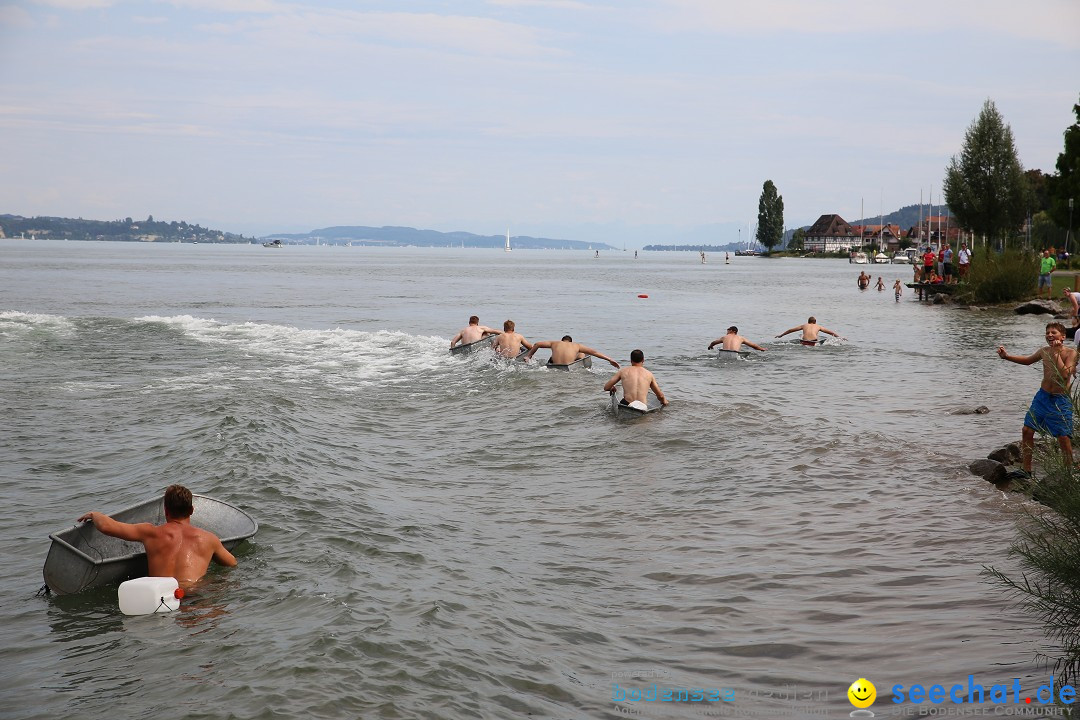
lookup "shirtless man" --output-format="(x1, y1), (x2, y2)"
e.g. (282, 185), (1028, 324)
(491, 319), (533, 358)
(775, 316), (845, 345)
(450, 315), (500, 349)
(998, 322), (1078, 478)
(603, 349), (668, 408)
(523, 335), (620, 368)
(707, 326), (766, 353)
(78, 485), (237, 587)
(1063, 287), (1080, 322)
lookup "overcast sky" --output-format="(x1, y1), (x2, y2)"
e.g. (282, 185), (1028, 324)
(0, 0), (1077, 246)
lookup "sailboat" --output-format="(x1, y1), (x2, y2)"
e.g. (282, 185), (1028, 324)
(504, 228), (511, 252)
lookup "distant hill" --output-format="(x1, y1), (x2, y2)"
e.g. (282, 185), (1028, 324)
(848, 204), (951, 230)
(263, 225), (616, 250)
(0, 213), (248, 243)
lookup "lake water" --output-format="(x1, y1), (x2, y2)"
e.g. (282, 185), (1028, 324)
(0, 240), (1066, 719)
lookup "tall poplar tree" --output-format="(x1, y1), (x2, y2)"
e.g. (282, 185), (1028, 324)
(943, 99), (1031, 246)
(756, 180), (784, 253)
(1048, 95), (1080, 244)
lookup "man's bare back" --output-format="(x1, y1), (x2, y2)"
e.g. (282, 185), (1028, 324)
(775, 317), (844, 342)
(523, 336), (620, 368)
(708, 327), (765, 352)
(79, 485), (236, 587)
(493, 332), (531, 358)
(450, 316), (500, 348)
(603, 350), (668, 406)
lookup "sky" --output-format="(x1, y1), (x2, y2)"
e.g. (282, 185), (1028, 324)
(0, 0), (1077, 247)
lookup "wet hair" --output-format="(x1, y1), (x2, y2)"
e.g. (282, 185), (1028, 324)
(164, 485), (194, 519)
(808, 316), (817, 323)
(469, 315), (479, 325)
(727, 326), (738, 334)
(630, 349), (644, 363)
(1047, 322), (1067, 335)
(504, 319), (515, 331)
(561, 335), (573, 342)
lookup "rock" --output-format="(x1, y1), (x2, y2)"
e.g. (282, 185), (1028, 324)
(952, 406), (991, 415)
(969, 459), (1007, 484)
(987, 447), (1011, 463)
(1014, 300), (1062, 315)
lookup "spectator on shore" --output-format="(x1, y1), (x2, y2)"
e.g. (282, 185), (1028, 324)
(957, 243), (971, 279)
(1038, 249), (1057, 300)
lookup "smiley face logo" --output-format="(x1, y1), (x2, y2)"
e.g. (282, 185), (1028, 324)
(847, 678), (876, 708)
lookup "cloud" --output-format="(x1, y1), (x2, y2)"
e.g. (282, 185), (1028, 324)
(159, 0), (289, 12)
(0, 5), (35, 26)
(653, 0), (1080, 48)
(486, 0), (596, 9)
(30, 0), (117, 8)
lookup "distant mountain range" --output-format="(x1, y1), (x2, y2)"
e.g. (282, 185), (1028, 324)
(1, 206), (950, 250)
(263, 225), (617, 250)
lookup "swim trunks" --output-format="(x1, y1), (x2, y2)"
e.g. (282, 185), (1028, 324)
(799, 339), (819, 346)
(1039, 273), (1053, 288)
(1024, 388), (1073, 438)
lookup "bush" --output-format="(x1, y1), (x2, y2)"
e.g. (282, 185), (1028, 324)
(986, 405), (1080, 686)
(957, 247), (1037, 303)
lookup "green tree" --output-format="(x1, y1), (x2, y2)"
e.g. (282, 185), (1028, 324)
(756, 180), (784, 253)
(943, 99), (1032, 247)
(788, 227), (806, 252)
(1048, 95), (1080, 250)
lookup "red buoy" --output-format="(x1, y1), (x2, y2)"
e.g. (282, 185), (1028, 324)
(174, 588), (185, 599)
(637, 294), (648, 298)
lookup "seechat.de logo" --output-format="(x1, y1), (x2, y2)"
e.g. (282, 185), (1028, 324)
(847, 678), (876, 717)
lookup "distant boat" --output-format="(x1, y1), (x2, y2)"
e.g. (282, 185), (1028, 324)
(262, 239), (283, 248)
(849, 251), (868, 264)
(505, 228), (511, 252)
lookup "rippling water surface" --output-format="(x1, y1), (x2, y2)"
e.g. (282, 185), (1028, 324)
(0, 241), (1065, 718)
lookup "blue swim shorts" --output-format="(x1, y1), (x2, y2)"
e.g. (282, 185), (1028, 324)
(1024, 388), (1074, 438)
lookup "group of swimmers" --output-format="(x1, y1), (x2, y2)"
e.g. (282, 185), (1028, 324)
(448, 314), (850, 406)
(857, 271), (906, 301)
(450, 316), (666, 409)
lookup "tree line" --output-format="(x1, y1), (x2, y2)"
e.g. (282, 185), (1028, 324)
(0, 214), (250, 243)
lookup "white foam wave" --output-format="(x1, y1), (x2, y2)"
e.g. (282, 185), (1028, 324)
(134, 315), (449, 386)
(0, 310), (76, 333)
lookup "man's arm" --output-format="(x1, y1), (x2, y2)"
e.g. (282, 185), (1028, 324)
(707, 338), (723, 349)
(520, 338), (534, 352)
(579, 346), (620, 368)
(450, 330), (463, 348)
(650, 377), (669, 406)
(997, 346), (1041, 365)
(523, 340), (551, 362)
(213, 537), (238, 568)
(603, 369), (623, 393)
(821, 327), (842, 338)
(743, 339), (766, 352)
(77, 512), (154, 543)
(775, 325), (801, 338)
(480, 326), (502, 337)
